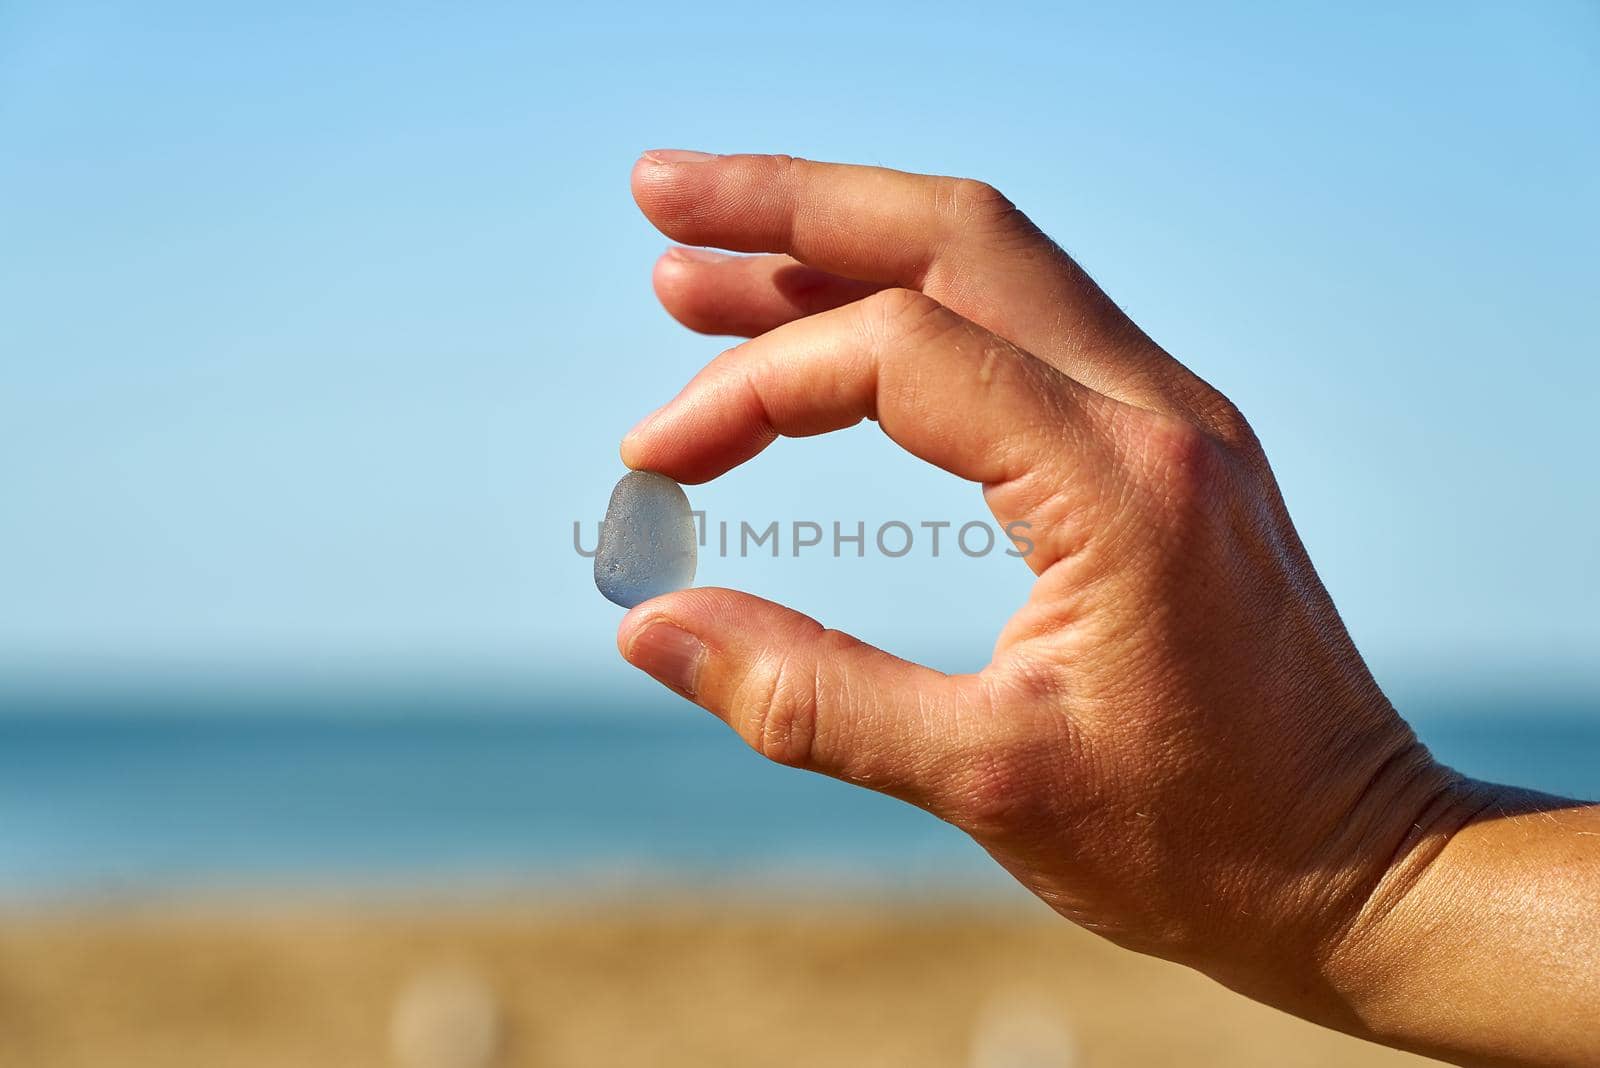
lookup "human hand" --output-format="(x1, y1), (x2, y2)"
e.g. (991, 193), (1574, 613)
(615, 151), (1596, 1066)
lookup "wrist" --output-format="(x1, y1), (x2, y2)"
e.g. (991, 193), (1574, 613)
(1189, 733), (1485, 1037)
(1315, 778), (1600, 1066)
(1316, 770), (1500, 1016)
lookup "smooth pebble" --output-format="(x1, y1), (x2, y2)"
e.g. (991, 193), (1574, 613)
(594, 471), (697, 608)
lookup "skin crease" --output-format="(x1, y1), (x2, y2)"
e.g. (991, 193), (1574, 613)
(616, 151), (1600, 1068)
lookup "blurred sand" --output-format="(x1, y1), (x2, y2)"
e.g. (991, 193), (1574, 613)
(0, 897), (1444, 1068)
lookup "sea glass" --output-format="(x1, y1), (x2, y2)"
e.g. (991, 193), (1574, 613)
(594, 471), (697, 608)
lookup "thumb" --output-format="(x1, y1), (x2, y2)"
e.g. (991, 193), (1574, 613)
(617, 588), (980, 812)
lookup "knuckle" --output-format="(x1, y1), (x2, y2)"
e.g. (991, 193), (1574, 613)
(1200, 393), (1261, 456)
(945, 727), (1061, 839)
(932, 673), (1070, 837)
(765, 153), (801, 180)
(859, 287), (955, 345)
(734, 646), (820, 769)
(954, 743), (1029, 832)
(862, 285), (940, 322)
(941, 177), (1016, 225)
(1128, 412), (1227, 514)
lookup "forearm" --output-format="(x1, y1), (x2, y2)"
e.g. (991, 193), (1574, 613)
(1330, 783), (1600, 1067)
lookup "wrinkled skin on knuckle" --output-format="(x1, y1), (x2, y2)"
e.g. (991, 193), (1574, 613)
(1087, 411), (1263, 600)
(1119, 413), (1318, 651)
(730, 645), (819, 769)
(762, 152), (804, 190)
(979, 380), (1131, 569)
(940, 723), (1069, 840)
(1125, 411), (1229, 518)
(916, 176), (1051, 305)
(858, 286), (956, 348)
(929, 667), (1072, 834)
(939, 178), (1029, 237)
(1000, 408), (1236, 611)
(942, 177), (1004, 216)
(1197, 391), (1261, 458)
(858, 288), (986, 428)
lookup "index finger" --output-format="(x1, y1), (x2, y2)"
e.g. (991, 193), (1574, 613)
(621, 288), (1123, 574)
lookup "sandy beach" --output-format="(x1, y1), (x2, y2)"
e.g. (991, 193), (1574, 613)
(0, 895), (1445, 1068)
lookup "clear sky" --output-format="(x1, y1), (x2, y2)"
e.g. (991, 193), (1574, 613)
(2, 2), (1596, 700)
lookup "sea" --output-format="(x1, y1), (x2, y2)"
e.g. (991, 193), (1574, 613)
(1, 685), (1595, 902)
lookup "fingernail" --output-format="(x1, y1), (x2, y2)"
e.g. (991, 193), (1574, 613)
(626, 622), (705, 695)
(641, 149), (718, 164)
(666, 246), (731, 264)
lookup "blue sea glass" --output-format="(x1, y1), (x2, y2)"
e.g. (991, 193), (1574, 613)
(594, 471), (697, 608)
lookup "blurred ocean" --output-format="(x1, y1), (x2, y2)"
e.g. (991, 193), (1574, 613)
(0, 688), (1594, 901)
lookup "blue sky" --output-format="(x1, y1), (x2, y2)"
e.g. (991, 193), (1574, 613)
(2, 1), (1596, 700)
